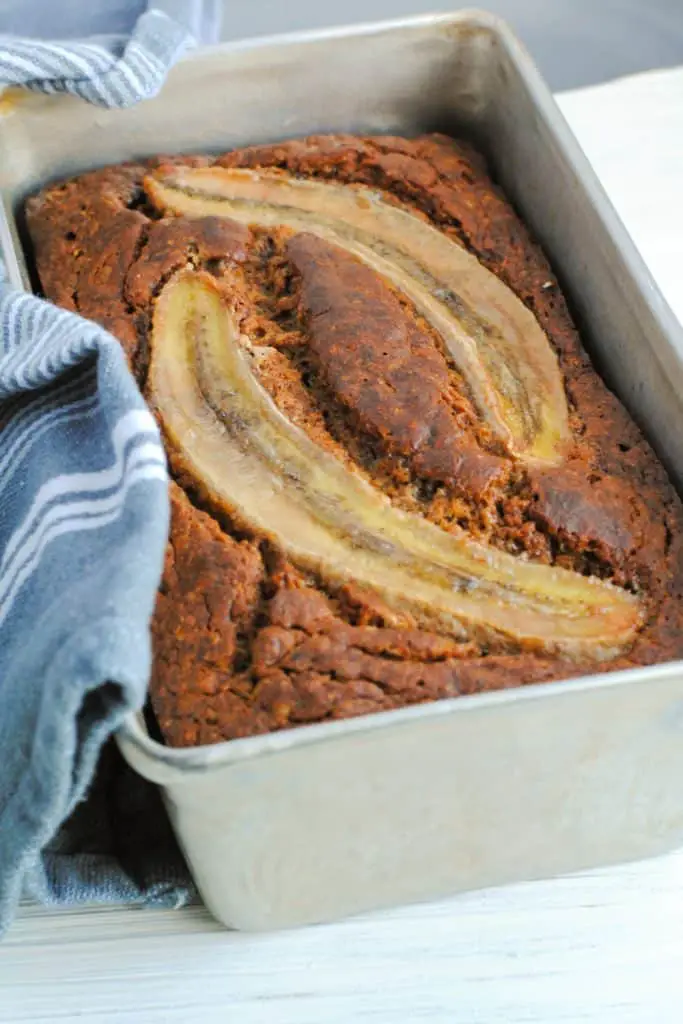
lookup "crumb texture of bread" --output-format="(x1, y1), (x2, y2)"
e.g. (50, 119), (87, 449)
(25, 133), (683, 747)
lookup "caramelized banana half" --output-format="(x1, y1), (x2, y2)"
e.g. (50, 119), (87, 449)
(149, 271), (641, 657)
(146, 167), (570, 466)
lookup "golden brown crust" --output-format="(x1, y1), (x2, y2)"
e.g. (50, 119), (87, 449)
(285, 232), (507, 500)
(25, 133), (683, 746)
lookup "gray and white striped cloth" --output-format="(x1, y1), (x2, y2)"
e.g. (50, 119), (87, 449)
(0, 1), (220, 106)
(0, 2), (219, 934)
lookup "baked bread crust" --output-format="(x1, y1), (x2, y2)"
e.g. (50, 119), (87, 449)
(26, 133), (683, 746)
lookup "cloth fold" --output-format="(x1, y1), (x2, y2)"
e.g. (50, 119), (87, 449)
(0, 3), (208, 107)
(0, 284), (190, 933)
(0, 1), (214, 935)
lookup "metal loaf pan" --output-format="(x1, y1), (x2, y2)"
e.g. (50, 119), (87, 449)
(2, 11), (683, 931)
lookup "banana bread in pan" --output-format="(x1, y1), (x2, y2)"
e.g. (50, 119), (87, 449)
(25, 133), (683, 747)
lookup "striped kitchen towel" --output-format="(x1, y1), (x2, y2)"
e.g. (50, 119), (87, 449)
(0, 1), (221, 106)
(0, 2), (219, 934)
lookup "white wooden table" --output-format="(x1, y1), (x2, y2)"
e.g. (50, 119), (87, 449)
(3, 67), (683, 1023)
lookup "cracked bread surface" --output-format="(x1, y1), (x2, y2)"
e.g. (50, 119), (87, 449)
(25, 132), (683, 747)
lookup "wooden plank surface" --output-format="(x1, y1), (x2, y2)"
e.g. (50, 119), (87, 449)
(4, 852), (683, 1023)
(3, 66), (683, 1023)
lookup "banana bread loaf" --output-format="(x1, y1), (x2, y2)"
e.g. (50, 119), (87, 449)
(25, 133), (683, 747)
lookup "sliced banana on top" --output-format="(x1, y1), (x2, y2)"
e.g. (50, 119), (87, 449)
(149, 271), (641, 657)
(146, 167), (570, 466)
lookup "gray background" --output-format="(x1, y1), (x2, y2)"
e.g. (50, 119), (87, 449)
(222, 0), (683, 91)
(1, 1), (681, 91)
